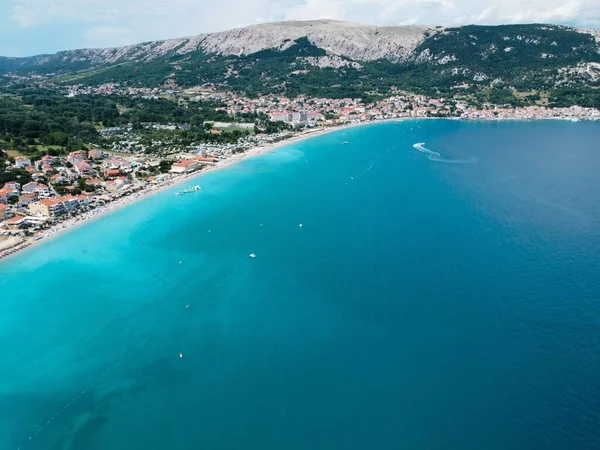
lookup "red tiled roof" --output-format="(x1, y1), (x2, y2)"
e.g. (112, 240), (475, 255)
(173, 160), (198, 167)
(58, 195), (78, 202)
(39, 198), (62, 206)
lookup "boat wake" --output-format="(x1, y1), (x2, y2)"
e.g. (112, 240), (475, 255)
(412, 143), (479, 164)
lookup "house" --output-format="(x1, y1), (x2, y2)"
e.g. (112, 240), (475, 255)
(29, 198), (65, 217)
(67, 151), (86, 164)
(270, 111), (291, 122)
(3, 182), (20, 195)
(74, 161), (94, 175)
(170, 160), (199, 173)
(41, 154), (57, 165)
(193, 156), (218, 165)
(103, 158), (124, 170)
(104, 169), (121, 178)
(18, 193), (37, 207)
(22, 182), (41, 193)
(31, 172), (46, 181)
(0, 188), (11, 204)
(77, 194), (90, 207)
(85, 178), (105, 187)
(209, 129), (222, 135)
(50, 174), (67, 185)
(0, 215), (25, 230)
(14, 156), (32, 168)
(59, 195), (80, 212)
(116, 161), (133, 172)
(106, 177), (130, 192)
(0, 203), (7, 220)
(88, 149), (105, 160)
(22, 182), (50, 197)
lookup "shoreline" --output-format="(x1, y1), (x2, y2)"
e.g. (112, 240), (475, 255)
(0, 116), (595, 262)
(0, 121), (365, 262)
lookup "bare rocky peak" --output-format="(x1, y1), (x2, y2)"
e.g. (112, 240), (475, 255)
(191, 20), (434, 62)
(19, 20), (600, 68)
(26, 20), (436, 66)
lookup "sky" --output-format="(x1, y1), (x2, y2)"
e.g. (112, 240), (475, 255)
(1, 0), (600, 57)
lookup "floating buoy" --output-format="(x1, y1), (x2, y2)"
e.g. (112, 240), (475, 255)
(179, 261), (182, 264)
(185, 304), (190, 309)
(299, 224), (303, 228)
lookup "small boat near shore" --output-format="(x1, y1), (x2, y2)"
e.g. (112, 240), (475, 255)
(175, 185), (202, 195)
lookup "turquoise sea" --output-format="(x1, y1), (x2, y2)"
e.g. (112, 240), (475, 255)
(2, 119), (600, 449)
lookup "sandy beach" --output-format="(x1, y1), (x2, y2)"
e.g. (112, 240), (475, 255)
(0, 122), (366, 262)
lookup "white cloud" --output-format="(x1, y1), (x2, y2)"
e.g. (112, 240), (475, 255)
(10, 3), (39, 27)
(7, 0), (600, 50)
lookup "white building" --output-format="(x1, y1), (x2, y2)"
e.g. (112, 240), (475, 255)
(170, 160), (200, 173)
(14, 157), (31, 168)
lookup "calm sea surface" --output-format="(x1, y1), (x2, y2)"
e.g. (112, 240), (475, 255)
(2, 120), (600, 450)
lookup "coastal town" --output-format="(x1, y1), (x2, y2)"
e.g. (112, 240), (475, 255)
(64, 82), (600, 124)
(2, 84), (600, 259)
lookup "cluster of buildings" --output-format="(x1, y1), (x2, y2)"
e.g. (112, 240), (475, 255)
(65, 83), (168, 98)
(60, 81), (600, 127)
(169, 153), (219, 173)
(0, 179), (90, 233)
(213, 92), (600, 124)
(0, 142), (228, 237)
(0, 148), (145, 233)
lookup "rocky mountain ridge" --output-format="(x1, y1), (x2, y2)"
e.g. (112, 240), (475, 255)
(1, 20), (435, 70)
(1, 20), (599, 107)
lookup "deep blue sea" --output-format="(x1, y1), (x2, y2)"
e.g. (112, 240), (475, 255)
(2, 119), (600, 450)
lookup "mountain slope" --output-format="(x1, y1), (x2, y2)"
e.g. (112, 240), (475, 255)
(0, 20), (432, 72)
(1, 21), (600, 104)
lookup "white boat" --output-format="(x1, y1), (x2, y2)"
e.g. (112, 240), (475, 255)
(249, 253), (256, 258)
(342, 141), (349, 145)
